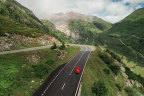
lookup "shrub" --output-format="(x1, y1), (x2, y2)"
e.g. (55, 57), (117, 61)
(109, 64), (120, 75)
(45, 59), (54, 65)
(125, 67), (144, 86)
(91, 80), (108, 96)
(59, 42), (65, 50)
(99, 52), (120, 75)
(116, 83), (122, 91)
(98, 52), (113, 65)
(103, 69), (110, 74)
(106, 49), (121, 62)
(32, 64), (51, 78)
(125, 87), (143, 96)
(51, 42), (57, 49)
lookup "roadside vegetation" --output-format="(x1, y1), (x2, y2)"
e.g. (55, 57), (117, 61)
(81, 46), (143, 96)
(0, 46), (80, 96)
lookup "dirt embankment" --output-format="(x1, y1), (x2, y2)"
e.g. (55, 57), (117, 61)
(0, 34), (60, 51)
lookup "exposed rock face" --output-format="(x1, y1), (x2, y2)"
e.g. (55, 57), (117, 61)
(46, 11), (99, 40)
(0, 34), (60, 51)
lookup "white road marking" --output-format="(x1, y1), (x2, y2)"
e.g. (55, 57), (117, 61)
(75, 46), (93, 96)
(41, 46), (86, 96)
(61, 83), (66, 90)
(69, 46), (87, 76)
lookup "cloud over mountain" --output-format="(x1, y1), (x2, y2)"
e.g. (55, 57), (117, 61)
(16, 0), (144, 23)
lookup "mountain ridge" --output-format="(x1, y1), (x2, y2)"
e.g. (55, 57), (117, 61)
(46, 11), (112, 42)
(96, 8), (144, 66)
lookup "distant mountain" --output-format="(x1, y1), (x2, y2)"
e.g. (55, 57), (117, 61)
(96, 8), (144, 66)
(41, 19), (74, 43)
(46, 11), (112, 44)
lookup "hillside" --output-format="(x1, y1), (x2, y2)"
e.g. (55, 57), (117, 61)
(82, 47), (144, 96)
(0, 0), (74, 51)
(0, 0), (43, 30)
(41, 20), (74, 43)
(95, 8), (144, 74)
(0, 46), (80, 96)
(46, 12), (112, 44)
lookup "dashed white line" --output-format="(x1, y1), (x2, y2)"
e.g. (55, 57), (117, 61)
(75, 46), (93, 96)
(61, 83), (66, 90)
(69, 46), (87, 76)
(41, 46), (86, 96)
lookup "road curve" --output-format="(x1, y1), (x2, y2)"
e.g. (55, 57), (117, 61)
(33, 45), (94, 96)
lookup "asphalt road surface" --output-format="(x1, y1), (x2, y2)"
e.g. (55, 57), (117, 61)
(33, 45), (94, 96)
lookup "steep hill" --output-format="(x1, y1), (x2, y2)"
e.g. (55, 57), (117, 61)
(96, 8), (144, 66)
(0, 0), (74, 51)
(0, 0), (43, 30)
(46, 12), (112, 44)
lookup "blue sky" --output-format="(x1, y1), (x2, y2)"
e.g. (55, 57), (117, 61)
(16, 0), (144, 23)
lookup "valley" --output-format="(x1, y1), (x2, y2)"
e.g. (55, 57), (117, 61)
(0, 0), (144, 96)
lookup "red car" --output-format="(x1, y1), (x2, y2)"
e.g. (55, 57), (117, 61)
(75, 67), (81, 74)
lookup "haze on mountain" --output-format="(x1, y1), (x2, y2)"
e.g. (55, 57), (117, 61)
(16, 0), (144, 23)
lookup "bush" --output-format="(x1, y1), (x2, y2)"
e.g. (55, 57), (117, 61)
(116, 83), (122, 91)
(103, 69), (110, 74)
(98, 52), (113, 65)
(59, 42), (65, 50)
(32, 64), (51, 78)
(125, 87), (143, 96)
(125, 67), (144, 86)
(91, 80), (108, 96)
(45, 60), (54, 66)
(106, 49), (121, 62)
(109, 64), (120, 75)
(51, 42), (57, 49)
(99, 52), (120, 75)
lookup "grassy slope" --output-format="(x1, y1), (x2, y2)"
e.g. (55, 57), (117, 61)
(0, 0), (43, 30)
(81, 47), (143, 96)
(0, 46), (80, 96)
(81, 47), (126, 96)
(0, 15), (43, 37)
(92, 18), (112, 31)
(0, 0), (70, 43)
(95, 8), (144, 67)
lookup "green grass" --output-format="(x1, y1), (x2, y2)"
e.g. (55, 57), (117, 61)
(0, 15), (43, 37)
(81, 47), (127, 96)
(95, 8), (144, 67)
(122, 56), (144, 77)
(0, 0), (43, 30)
(0, 46), (80, 96)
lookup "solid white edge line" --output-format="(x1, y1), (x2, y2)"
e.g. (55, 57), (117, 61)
(41, 46), (85, 96)
(74, 46), (93, 96)
(69, 46), (87, 75)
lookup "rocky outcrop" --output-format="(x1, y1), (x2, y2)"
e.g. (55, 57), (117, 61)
(0, 34), (60, 51)
(46, 12), (98, 40)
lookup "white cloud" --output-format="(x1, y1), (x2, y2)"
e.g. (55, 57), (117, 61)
(16, 0), (144, 23)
